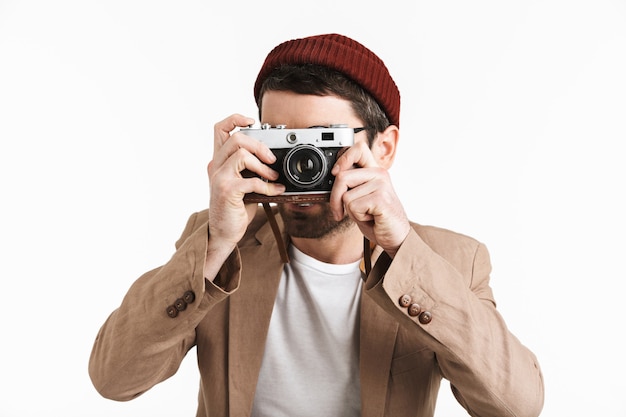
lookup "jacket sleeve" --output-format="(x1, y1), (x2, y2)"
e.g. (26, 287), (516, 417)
(365, 227), (544, 417)
(88, 211), (241, 401)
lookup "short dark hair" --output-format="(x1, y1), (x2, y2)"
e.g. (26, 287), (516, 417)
(257, 64), (390, 145)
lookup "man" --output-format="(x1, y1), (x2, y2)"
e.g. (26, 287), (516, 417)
(89, 33), (544, 417)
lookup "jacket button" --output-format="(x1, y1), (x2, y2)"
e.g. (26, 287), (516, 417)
(399, 294), (412, 307)
(419, 311), (433, 324)
(166, 305), (178, 318)
(183, 290), (196, 304)
(408, 303), (422, 317)
(174, 298), (187, 311)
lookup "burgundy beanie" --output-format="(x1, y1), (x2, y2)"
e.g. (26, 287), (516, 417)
(254, 33), (401, 127)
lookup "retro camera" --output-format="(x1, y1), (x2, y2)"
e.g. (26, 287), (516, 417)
(242, 124), (354, 203)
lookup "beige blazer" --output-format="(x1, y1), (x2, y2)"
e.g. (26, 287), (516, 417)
(89, 207), (544, 417)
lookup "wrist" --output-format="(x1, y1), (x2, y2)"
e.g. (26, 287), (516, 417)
(204, 238), (237, 282)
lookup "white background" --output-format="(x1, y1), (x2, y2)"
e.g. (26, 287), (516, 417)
(1, 0), (625, 416)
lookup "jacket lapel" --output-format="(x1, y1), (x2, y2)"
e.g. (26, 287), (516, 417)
(226, 211), (398, 417)
(227, 218), (286, 417)
(360, 257), (399, 417)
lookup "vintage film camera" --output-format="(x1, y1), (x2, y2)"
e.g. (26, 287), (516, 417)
(242, 124), (354, 203)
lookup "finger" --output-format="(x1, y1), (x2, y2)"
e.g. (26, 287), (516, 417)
(232, 147), (280, 181)
(211, 146), (279, 183)
(342, 180), (382, 222)
(211, 131), (276, 173)
(213, 114), (256, 151)
(331, 141), (378, 176)
(244, 177), (286, 197)
(210, 149), (285, 201)
(235, 130), (277, 164)
(329, 166), (379, 218)
(213, 172), (285, 203)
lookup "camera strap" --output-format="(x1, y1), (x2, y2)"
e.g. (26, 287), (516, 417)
(262, 202), (290, 263)
(361, 237), (374, 278)
(261, 202), (373, 278)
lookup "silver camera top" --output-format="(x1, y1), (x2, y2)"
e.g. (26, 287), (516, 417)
(240, 124), (355, 148)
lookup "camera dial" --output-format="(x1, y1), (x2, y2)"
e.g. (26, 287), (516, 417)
(286, 132), (298, 144)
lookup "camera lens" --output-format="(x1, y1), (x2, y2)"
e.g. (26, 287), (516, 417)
(283, 145), (326, 188)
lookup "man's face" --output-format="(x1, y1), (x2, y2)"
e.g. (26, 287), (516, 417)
(260, 90), (368, 239)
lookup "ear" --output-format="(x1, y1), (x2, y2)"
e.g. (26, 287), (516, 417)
(371, 125), (400, 169)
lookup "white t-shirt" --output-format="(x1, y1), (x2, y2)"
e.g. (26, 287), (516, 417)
(251, 245), (363, 417)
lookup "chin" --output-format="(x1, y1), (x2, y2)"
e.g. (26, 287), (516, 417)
(278, 203), (353, 239)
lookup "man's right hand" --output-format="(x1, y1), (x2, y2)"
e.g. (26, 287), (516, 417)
(206, 114), (285, 262)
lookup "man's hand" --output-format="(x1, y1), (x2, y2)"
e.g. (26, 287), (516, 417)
(329, 140), (410, 258)
(207, 114), (285, 258)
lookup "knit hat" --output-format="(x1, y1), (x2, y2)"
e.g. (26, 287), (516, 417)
(254, 33), (401, 127)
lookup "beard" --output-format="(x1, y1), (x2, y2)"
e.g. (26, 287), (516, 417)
(278, 203), (354, 239)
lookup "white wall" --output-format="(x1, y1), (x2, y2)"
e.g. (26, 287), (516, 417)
(1, 1), (624, 416)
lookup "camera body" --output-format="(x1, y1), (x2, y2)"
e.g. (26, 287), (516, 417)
(242, 124), (354, 203)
